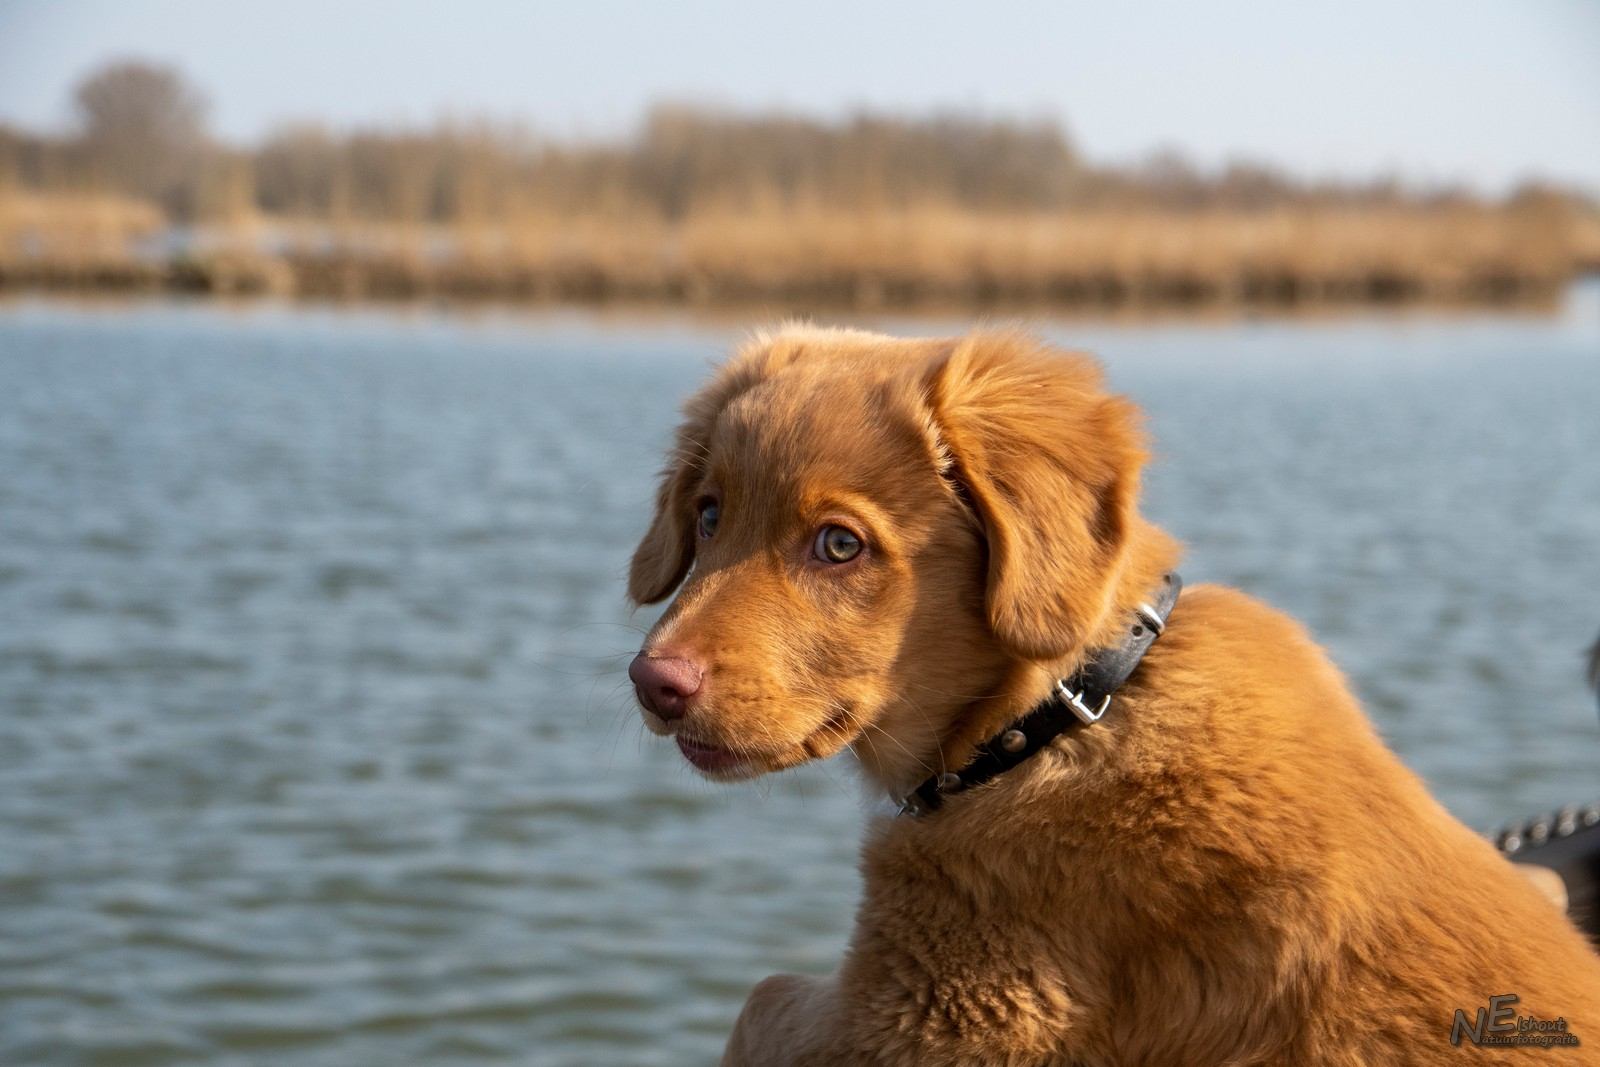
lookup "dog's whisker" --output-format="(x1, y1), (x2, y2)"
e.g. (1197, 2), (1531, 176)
(854, 713), (933, 769)
(602, 712), (644, 773)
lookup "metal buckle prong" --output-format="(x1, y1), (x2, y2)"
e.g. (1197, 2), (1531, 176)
(1055, 680), (1111, 725)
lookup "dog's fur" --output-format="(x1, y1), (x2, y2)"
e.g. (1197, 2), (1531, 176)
(628, 327), (1600, 1066)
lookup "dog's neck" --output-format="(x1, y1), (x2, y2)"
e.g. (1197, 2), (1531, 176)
(864, 519), (1182, 803)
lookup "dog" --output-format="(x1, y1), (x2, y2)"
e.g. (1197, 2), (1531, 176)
(626, 326), (1600, 1065)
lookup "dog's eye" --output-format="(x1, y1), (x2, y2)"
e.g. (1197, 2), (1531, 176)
(697, 502), (720, 540)
(813, 525), (862, 564)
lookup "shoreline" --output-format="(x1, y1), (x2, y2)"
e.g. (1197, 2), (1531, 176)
(4, 279), (1592, 337)
(0, 256), (1576, 315)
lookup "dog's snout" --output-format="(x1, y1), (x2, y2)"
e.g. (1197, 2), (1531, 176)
(629, 652), (704, 721)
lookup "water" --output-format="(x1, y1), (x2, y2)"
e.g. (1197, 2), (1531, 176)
(1, 291), (1597, 1066)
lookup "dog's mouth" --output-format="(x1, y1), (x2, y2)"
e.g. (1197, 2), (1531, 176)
(675, 735), (751, 776)
(669, 705), (865, 780)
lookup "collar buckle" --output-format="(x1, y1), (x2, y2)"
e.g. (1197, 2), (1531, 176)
(1055, 679), (1111, 725)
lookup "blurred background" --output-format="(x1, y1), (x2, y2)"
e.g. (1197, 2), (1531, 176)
(0, 2), (1597, 1065)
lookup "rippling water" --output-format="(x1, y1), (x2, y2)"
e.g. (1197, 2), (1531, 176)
(2, 291), (1598, 1066)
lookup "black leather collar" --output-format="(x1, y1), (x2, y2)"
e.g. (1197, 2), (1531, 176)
(899, 573), (1182, 817)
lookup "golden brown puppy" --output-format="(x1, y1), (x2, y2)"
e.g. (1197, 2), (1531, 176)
(626, 326), (1600, 1066)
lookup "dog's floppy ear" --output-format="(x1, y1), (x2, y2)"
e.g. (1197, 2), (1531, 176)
(926, 332), (1145, 660)
(627, 427), (703, 605)
(628, 373), (736, 605)
(628, 331), (808, 605)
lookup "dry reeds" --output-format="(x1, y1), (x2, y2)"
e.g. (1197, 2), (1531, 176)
(0, 189), (165, 290)
(258, 201), (1584, 309)
(3, 194), (1584, 309)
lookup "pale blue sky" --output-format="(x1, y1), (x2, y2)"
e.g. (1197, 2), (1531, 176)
(0, 0), (1596, 193)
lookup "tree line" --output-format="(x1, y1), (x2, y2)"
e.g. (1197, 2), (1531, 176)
(2, 59), (1582, 229)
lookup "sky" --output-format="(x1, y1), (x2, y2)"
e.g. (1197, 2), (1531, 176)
(0, 0), (1596, 194)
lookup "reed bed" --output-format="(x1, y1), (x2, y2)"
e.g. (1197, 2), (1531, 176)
(0, 189), (166, 290)
(6, 197), (1584, 310)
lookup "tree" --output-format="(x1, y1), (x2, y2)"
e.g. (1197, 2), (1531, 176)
(73, 60), (209, 218)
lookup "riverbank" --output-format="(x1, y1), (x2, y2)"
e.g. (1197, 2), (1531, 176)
(3, 193), (1595, 311)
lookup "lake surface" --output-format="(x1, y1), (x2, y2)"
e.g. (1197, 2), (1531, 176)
(1, 291), (1598, 1066)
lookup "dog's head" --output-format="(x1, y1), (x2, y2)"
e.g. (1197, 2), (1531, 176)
(628, 326), (1166, 786)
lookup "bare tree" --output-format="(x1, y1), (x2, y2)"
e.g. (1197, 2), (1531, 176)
(74, 60), (209, 218)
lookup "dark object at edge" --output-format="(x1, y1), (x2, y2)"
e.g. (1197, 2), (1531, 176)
(1497, 803), (1600, 943)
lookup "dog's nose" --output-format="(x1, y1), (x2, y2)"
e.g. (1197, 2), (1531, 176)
(629, 653), (703, 721)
